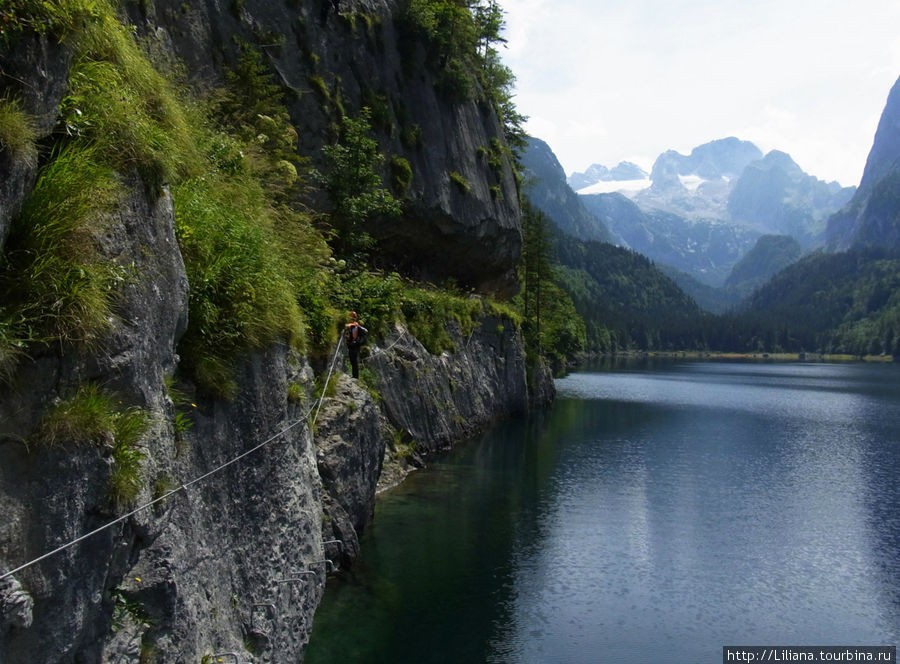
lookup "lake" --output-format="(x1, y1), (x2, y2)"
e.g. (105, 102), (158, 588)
(304, 359), (900, 663)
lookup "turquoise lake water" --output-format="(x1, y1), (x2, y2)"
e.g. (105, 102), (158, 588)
(304, 360), (900, 663)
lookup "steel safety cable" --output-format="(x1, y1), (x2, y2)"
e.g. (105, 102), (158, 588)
(0, 336), (346, 583)
(364, 330), (407, 359)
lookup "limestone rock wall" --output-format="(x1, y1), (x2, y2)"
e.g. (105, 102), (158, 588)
(0, 0), (554, 660)
(0, 172), (326, 662)
(0, 32), (71, 252)
(0, 174), (549, 662)
(125, 0), (522, 292)
(367, 317), (530, 454)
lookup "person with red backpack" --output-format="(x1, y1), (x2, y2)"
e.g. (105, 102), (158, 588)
(344, 311), (368, 379)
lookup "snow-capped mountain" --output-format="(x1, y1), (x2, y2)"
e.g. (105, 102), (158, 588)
(569, 137), (855, 247)
(568, 161), (648, 192)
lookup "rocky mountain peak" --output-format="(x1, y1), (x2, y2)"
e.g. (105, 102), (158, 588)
(567, 161), (648, 190)
(756, 150), (804, 176)
(688, 137), (764, 179)
(649, 138), (763, 191)
(826, 75), (900, 251)
(857, 75), (900, 196)
(609, 161), (648, 180)
(521, 137), (613, 243)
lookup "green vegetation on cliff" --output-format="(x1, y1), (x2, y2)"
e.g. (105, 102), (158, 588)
(400, 0), (525, 146)
(317, 107), (402, 258)
(32, 382), (149, 506)
(0, 96), (38, 166)
(0, 0), (556, 402)
(0, 0), (324, 396)
(172, 174), (308, 398)
(0, 0), (101, 47)
(0, 146), (123, 376)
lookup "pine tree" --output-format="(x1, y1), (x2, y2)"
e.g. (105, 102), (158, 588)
(521, 202), (555, 355)
(319, 108), (401, 258)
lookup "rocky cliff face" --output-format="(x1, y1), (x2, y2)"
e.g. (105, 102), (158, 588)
(367, 316), (530, 454)
(0, 271), (542, 663)
(0, 32), (71, 254)
(0, 1), (552, 662)
(826, 75), (900, 251)
(727, 150), (855, 244)
(519, 137), (613, 243)
(125, 0), (522, 292)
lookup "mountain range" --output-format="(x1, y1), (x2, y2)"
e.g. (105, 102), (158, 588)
(526, 72), (900, 356)
(567, 161), (648, 191)
(552, 137), (857, 305)
(568, 137), (854, 240)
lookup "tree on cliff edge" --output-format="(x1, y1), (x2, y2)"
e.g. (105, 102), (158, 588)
(318, 108), (400, 259)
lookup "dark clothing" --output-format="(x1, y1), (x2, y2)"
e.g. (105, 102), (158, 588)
(344, 322), (368, 379)
(348, 344), (361, 379)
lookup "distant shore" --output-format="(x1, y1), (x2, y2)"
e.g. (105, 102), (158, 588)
(605, 351), (897, 363)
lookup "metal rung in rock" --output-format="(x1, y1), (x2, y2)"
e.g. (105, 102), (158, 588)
(274, 572), (317, 602)
(311, 559), (335, 573)
(322, 539), (344, 551)
(274, 571), (318, 583)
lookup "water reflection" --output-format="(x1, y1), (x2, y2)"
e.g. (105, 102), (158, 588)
(306, 361), (900, 664)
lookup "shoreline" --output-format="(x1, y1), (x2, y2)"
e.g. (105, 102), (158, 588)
(579, 351), (897, 363)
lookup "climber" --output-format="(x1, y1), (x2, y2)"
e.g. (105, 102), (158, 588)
(344, 311), (368, 379)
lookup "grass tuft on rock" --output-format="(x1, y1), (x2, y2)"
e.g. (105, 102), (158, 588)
(0, 145), (123, 372)
(0, 96), (38, 166)
(32, 382), (149, 506)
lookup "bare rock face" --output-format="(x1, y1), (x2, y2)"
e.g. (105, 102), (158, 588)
(0, 180), (189, 661)
(366, 315), (530, 455)
(826, 75), (900, 251)
(311, 311), (546, 566)
(0, 174), (329, 663)
(0, 32), (72, 252)
(126, 0), (522, 293)
(0, 571), (33, 630)
(112, 349), (327, 664)
(314, 375), (389, 566)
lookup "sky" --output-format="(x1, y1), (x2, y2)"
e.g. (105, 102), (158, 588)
(498, 0), (900, 187)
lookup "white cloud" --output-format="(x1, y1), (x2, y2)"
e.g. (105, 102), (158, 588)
(501, 0), (900, 187)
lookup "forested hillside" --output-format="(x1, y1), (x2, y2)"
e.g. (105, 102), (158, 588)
(720, 248), (900, 355)
(552, 232), (704, 352)
(724, 234), (803, 298)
